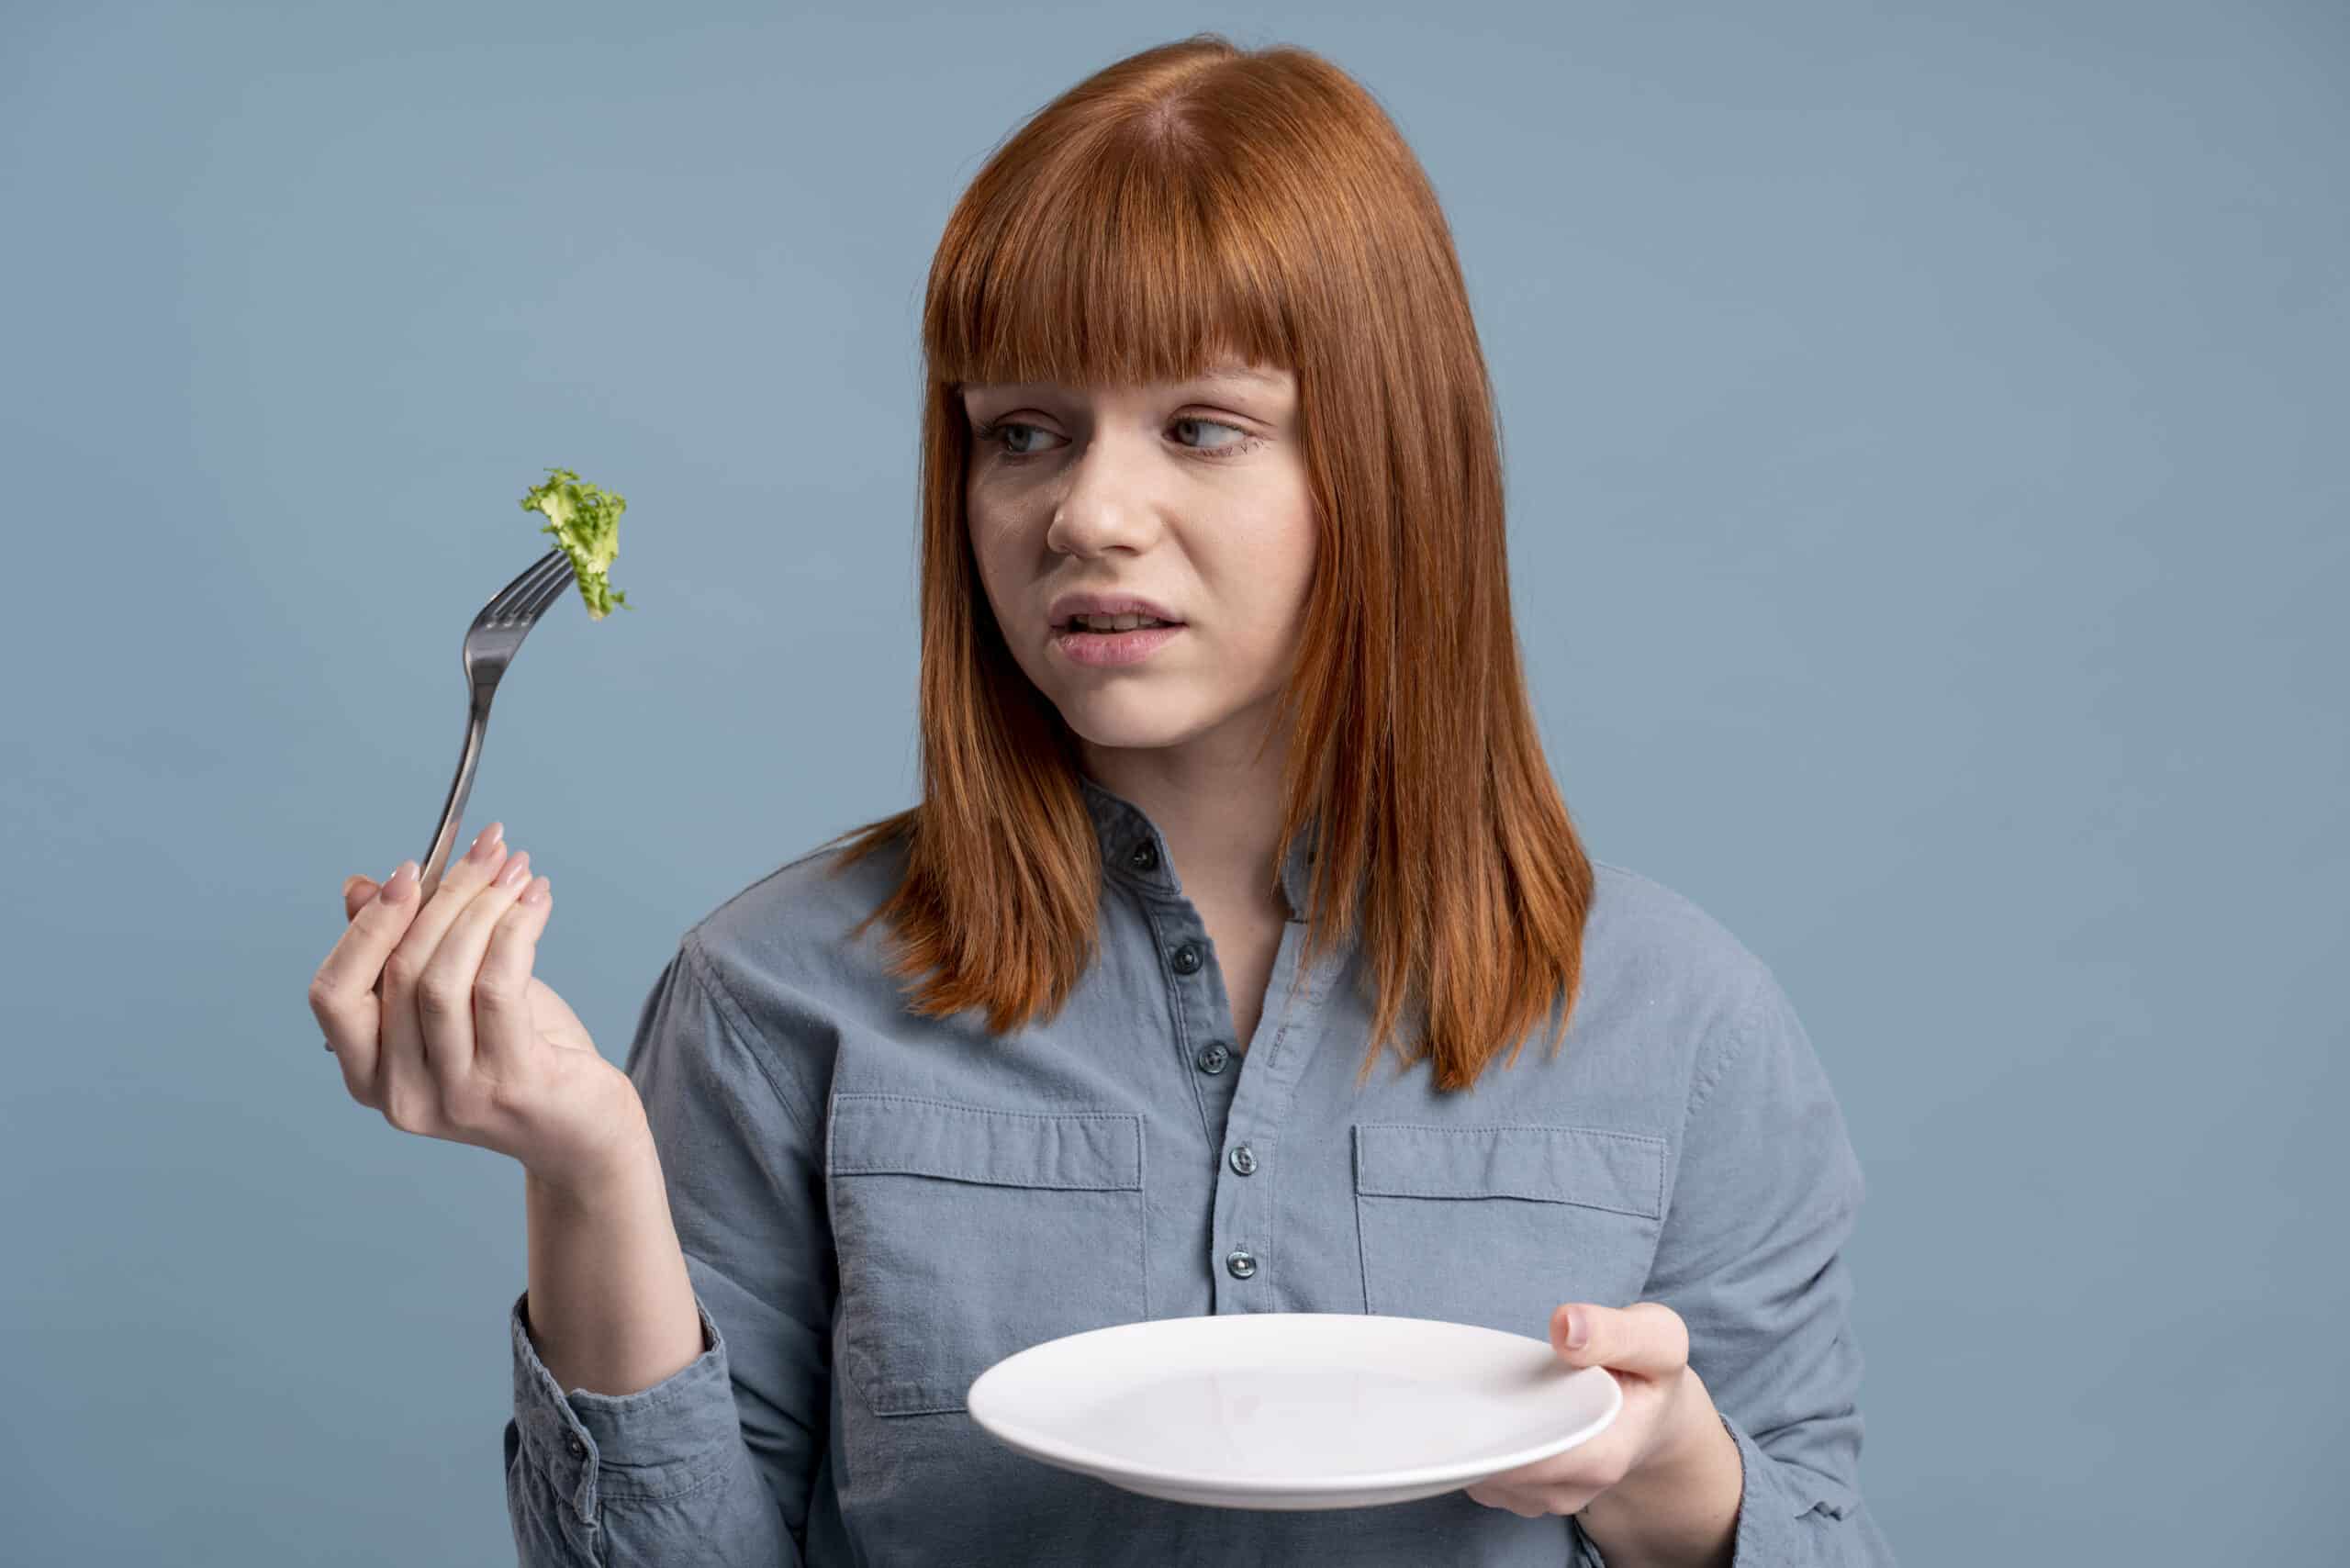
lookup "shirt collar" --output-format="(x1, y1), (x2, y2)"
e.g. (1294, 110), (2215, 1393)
(1078, 773), (1318, 924)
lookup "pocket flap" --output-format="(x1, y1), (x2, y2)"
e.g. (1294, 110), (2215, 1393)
(1353, 1123), (1665, 1219)
(830, 1094), (1141, 1192)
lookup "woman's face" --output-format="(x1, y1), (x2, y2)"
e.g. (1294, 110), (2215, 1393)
(960, 358), (1315, 767)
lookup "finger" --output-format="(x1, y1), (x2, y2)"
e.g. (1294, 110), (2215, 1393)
(309, 861), (421, 1088)
(1550, 1301), (1690, 1377)
(1483, 1391), (1645, 1499)
(1462, 1481), (1551, 1519)
(411, 846), (537, 1086)
(470, 873), (554, 1080)
(339, 877), (386, 1037)
(379, 827), (510, 1122)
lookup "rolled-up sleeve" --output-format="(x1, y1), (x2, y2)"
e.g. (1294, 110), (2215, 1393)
(501, 936), (835, 1566)
(1590, 963), (1898, 1566)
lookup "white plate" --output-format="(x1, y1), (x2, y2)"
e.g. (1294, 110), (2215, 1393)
(966, 1312), (1621, 1510)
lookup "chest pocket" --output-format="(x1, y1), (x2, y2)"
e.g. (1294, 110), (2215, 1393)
(1352, 1122), (1667, 1340)
(828, 1093), (1147, 1417)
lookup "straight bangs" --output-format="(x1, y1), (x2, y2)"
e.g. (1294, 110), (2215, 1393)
(927, 126), (1299, 394)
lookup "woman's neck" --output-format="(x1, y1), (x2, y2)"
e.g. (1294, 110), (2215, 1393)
(1079, 732), (1292, 921)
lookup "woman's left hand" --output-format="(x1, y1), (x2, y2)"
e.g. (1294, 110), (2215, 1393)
(1461, 1300), (1717, 1520)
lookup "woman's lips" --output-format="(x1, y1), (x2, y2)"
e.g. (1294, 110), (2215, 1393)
(1051, 623), (1184, 667)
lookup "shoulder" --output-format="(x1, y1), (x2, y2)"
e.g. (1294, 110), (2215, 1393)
(606, 835), (905, 1143)
(1572, 859), (1784, 1062)
(677, 827), (912, 1001)
(625, 829), (912, 1126)
(1584, 859), (1773, 997)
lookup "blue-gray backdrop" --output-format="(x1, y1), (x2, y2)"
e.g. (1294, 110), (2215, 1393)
(5, 2), (2343, 1562)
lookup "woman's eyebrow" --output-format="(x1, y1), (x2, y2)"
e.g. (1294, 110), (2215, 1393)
(1195, 364), (1286, 388)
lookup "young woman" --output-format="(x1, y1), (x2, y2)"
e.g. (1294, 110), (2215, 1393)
(311, 33), (1893, 1567)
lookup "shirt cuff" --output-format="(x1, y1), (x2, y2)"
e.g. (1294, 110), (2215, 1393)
(1717, 1407), (1859, 1565)
(503, 1285), (733, 1527)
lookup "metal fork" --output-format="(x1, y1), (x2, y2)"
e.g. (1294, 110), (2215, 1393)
(412, 546), (577, 906)
(334, 547), (576, 1045)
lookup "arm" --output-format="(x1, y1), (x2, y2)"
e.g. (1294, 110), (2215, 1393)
(1575, 965), (1898, 1566)
(503, 939), (834, 1566)
(522, 1128), (703, 1412)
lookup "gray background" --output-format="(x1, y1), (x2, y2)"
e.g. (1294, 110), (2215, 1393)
(5, 1), (2343, 1562)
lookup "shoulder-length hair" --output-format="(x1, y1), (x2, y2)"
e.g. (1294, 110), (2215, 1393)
(819, 32), (1595, 1093)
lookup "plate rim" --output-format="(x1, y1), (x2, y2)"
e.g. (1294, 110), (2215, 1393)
(966, 1312), (1626, 1497)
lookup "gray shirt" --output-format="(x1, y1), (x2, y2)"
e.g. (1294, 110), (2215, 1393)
(503, 775), (1896, 1564)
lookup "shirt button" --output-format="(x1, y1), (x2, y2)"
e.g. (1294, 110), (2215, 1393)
(1170, 941), (1203, 975)
(1127, 841), (1159, 873)
(1195, 1042), (1229, 1074)
(1229, 1144), (1258, 1176)
(1225, 1248), (1258, 1280)
(567, 1436), (586, 1456)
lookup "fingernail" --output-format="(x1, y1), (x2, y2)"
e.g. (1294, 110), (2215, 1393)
(495, 850), (532, 889)
(467, 822), (506, 864)
(380, 861), (416, 902)
(1563, 1307), (1589, 1349)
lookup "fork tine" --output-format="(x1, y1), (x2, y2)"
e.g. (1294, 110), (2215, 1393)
(478, 549), (573, 623)
(509, 563), (577, 624)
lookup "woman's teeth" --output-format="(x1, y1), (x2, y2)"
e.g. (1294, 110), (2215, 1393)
(1070, 614), (1167, 632)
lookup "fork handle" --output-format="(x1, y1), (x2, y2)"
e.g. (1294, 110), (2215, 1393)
(330, 691), (497, 1047)
(418, 690), (495, 906)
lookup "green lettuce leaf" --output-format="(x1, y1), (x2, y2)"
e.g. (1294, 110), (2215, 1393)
(518, 466), (632, 621)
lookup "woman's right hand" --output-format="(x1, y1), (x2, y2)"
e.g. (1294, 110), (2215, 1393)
(308, 822), (649, 1193)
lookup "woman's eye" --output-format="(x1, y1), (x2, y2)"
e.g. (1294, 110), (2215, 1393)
(972, 420), (1057, 457)
(991, 420), (1058, 455)
(1170, 417), (1254, 455)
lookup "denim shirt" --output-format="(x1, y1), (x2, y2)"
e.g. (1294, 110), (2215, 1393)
(503, 776), (1896, 1565)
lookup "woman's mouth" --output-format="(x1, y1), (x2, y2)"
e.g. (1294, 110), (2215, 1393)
(1051, 622), (1185, 667)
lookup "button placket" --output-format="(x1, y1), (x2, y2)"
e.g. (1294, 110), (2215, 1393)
(1205, 913), (1329, 1314)
(1081, 784), (1340, 1317)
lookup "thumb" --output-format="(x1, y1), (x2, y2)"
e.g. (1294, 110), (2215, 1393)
(1550, 1302), (1689, 1377)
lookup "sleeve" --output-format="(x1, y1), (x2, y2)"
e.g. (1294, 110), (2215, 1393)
(1577, 964), (1898, 1566)
(501, 936), (836, 1567)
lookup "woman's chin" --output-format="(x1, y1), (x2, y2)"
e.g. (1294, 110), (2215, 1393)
(1058, 703), (1209, 755)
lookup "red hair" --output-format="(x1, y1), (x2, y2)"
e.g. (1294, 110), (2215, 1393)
(819, 33), (1595, 1093)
